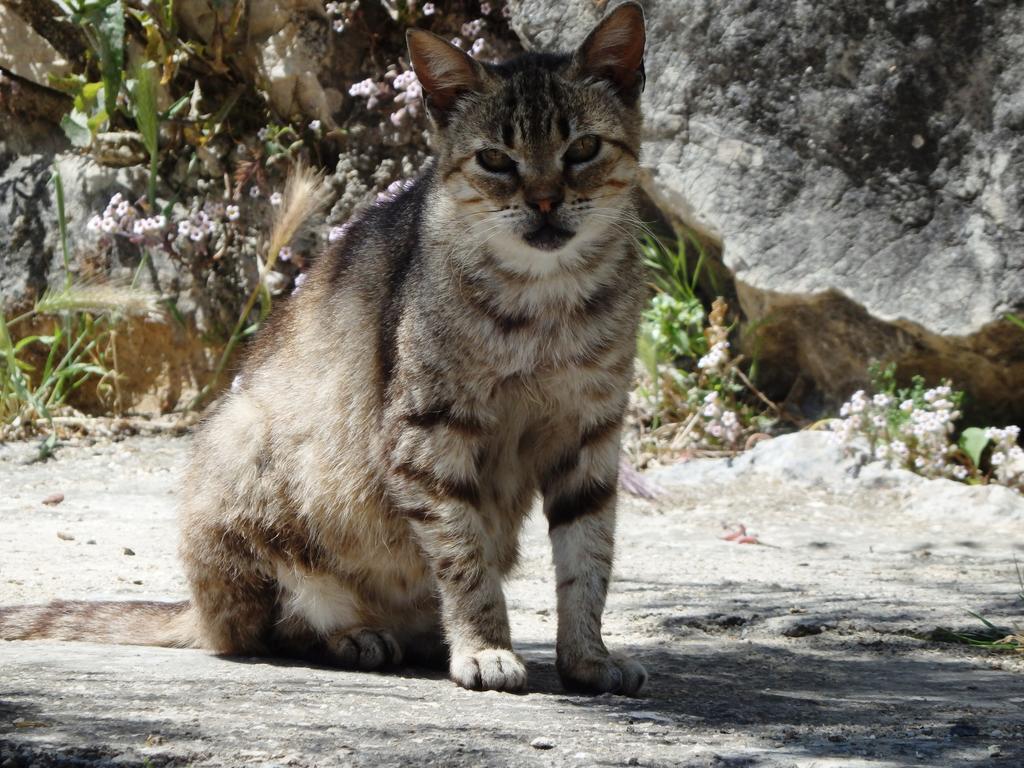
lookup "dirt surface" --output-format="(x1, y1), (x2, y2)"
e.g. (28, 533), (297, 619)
(1, 434), (1022, 767)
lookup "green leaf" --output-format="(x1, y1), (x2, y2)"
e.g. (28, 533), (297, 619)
(60, 111), (93, 147)
(132, 61), (160, 157)
(74, 80), (104, 113)
(959, 427), (990, 468)
(88, 0), (125, 121)
(13, 336), (41, 353)
(86, 108), (110, 133)
(162, 92), (191, 120)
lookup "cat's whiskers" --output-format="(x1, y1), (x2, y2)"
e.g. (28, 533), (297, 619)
(441, 215), (510, 295)
(582, 205), (668, 252)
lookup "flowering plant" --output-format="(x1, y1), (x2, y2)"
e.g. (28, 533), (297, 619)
(628, 237), (777, 466)
(831, 364), (1023, 492)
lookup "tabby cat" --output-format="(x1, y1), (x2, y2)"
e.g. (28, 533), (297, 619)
(1, 1), (649, 695)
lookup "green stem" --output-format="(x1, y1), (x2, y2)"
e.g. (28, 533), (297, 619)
(148, 149), (158, 209)
(51, 168), (71, 289)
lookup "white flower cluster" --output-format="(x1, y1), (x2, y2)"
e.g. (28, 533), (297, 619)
(832, 385), (968, 480)
(87, 193), (166, 244)
(697, 341), (730, 374)
(325, 0), (358, 32)
(87, 194), (246, 257)
(390, 69), (423, 127)
(177, 208), (215, 243)
(986, 426), (1024, 487)
(699, 391), (742, 447)
(348, 77), (384, 109)
(455, 19), (488, 57)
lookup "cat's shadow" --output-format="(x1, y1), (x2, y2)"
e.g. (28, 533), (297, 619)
(216, 645), (577, 697)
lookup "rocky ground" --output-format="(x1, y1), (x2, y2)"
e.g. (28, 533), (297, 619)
(1, 432), (1022, 767)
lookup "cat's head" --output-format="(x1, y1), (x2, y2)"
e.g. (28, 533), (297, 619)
(408, 2), (645, 274)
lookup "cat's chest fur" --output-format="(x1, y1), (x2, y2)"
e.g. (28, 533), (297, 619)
(434, 238), (645, 382)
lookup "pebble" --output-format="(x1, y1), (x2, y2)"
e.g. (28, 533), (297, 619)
(42, 493), (64, 506)
(625, 711), (674, 725)
(988, 745), (1001, 757)
(56, 531), (75, 541)
(123, 547), (136, 556)
(530, 737), (555, 750)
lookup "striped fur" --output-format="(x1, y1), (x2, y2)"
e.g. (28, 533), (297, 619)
(1, 2), (649, 695)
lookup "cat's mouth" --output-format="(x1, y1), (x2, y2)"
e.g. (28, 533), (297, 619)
(523, 221), (575, 251)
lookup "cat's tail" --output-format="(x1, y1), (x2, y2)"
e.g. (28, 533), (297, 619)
(0, 599), (200, 648)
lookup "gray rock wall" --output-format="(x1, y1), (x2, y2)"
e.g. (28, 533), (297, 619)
(510, 0), (1024, 420)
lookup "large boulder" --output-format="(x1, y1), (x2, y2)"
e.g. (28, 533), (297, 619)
(0, 4), (70, 87)
(175, 0), (343, 124)
(509, 0), (1024, 422)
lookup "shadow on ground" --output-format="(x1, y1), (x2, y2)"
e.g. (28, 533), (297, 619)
(3, 630), (1022, 767)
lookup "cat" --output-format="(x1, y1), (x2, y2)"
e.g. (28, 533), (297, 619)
(0, 1), (649, 695)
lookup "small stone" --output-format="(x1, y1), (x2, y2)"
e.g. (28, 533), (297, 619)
(56, 531), (75, 541)
(133, 580), (143, 585)
(86, 539), (97, 545)
(530, 737), (555, 750)
(626, 711), (674, 725)
(42, 493), (64, 506)
(123, 547), (136, 556)
(627, 758), (641, 766)
(988, 745), (1001, 757)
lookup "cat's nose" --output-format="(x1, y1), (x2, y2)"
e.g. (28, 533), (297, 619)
(525, 188), (564, 214)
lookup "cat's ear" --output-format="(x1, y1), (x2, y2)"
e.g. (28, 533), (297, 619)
(407, 30), (485, 124)
(574, 1), (646, 102)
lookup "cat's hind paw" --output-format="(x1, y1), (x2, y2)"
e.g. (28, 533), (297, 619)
(558, 652), (647, 696)
(450, 648), (527, 692)
(325, 628), (403, 670)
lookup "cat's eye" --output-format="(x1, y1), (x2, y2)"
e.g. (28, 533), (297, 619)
(477, 148), (517, 173)
(564, 135), (601, 164)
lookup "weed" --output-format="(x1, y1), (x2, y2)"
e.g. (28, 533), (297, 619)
(939, 561), (1024, 653)
(831, 363), (1023, 491)
(1, 169), (159, 446)
(627, 234), (777, 467)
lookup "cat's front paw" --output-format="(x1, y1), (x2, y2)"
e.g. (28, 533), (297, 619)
(450, 648), (527, 692)
(558, 652), (647, 696)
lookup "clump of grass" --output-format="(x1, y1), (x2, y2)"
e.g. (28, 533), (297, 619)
(938, 561), (1024, 653)
(1, 168), (160, 451)
(625, 233), (778, 467)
